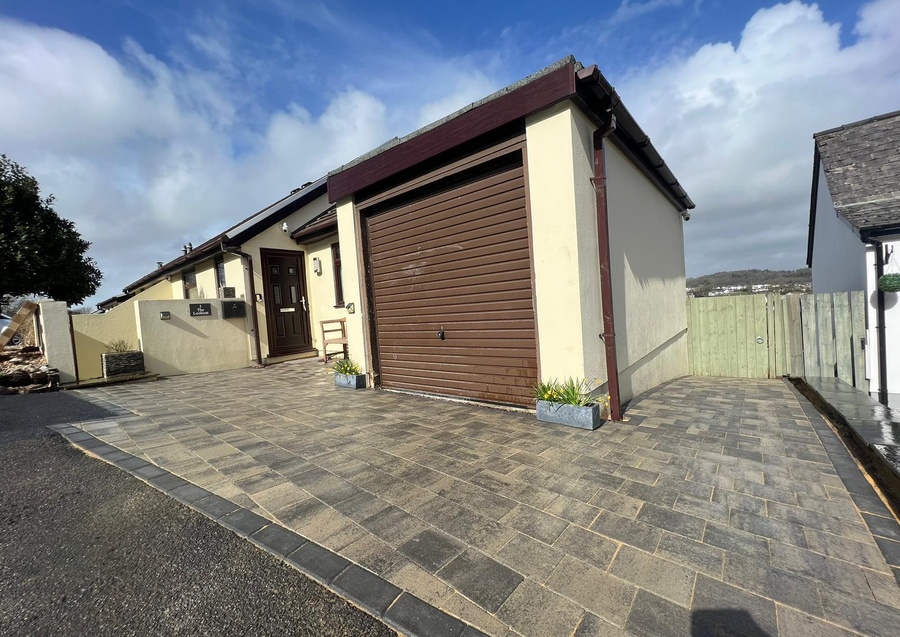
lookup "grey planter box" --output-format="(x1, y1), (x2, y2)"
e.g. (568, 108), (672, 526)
(335, 373), (366, 389)
(102, 351), (145, 377)
(536, 400), (603, 430)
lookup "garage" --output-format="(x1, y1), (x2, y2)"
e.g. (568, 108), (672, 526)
(363, 151), (538, 405)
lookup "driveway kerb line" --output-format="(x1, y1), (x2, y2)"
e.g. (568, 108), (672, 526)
(782, 379), (900, 585)
(47, 423), (486, 637)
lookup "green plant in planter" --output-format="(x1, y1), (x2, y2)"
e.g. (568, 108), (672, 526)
(534, 378), (598, 407)
(878, 273), (900, 293)
(105, 338), (134, 352)
(333, 358), (362, 375)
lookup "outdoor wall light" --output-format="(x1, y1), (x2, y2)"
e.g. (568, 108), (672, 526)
(312, 257), (322, 275)
(282, 222), (289, 233)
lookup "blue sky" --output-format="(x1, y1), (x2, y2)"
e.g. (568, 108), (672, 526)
(2, 0), (899, 305)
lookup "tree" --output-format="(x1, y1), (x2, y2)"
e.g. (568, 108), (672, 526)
(0, 154), (102, 305)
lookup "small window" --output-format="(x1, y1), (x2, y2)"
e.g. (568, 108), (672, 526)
(273, 285), (282, 306)
(331, 243), (344, 307)
(183, 269), (198, 299)
(287, 266), (296, 275)
(290, 285), (298, 304)
(271, 265), (280, 276)
(215, 257), (226, 292)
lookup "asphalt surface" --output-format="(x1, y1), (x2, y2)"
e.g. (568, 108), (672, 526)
(0, 391), (396, 637)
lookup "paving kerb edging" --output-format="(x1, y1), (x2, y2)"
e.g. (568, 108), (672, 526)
(48, 423), (488, 637)
(783, 379), (900, 585)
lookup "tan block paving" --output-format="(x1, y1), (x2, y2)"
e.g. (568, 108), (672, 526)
(194, 443), (240, 462)
(440, 593), (512, 637)
(546, 556), (636, 628)
(497, 579), (584, 637)
(387, 563), (455, 607)
(608, 545), (697, 607)
(252, 481), (310, 513)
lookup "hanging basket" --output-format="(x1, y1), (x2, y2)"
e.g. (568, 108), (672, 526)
(878, 273), (900, 293)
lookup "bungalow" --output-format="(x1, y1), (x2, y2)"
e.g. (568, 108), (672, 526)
(93, 56), (694, 418)
(807, 110), (900, 407)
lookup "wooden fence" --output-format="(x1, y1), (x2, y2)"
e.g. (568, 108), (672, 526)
(687, 291), (867, 390)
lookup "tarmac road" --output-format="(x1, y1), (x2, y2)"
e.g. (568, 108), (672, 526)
(0, 391), (395, 637)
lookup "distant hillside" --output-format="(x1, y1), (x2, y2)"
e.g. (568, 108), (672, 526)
(687, 268), (810, 288)
(687, 268), (811, 297)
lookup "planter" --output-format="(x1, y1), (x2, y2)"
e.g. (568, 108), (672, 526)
(878, 274), (900, 293)
(102, 351), (145, 378)
(536, 400), (603, 430)
(335, 373), (366, 389)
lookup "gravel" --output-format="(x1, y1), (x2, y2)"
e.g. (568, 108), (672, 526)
(0, 392), (396, 637)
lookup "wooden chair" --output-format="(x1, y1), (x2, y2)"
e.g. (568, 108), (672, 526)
(320, 318), (348, 363)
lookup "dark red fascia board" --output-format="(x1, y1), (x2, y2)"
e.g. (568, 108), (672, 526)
(291, 216), (337, 243)
(327, 61), (576, 203)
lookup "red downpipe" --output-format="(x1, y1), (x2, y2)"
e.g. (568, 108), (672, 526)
(593, 122), (622, 421)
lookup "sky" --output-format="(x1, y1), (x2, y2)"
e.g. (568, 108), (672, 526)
(1, 0), (899, 306)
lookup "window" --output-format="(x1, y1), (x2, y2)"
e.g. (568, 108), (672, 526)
(331, 243), (344, 307)
(183, 269), (200, 299)
(215, 257), (226, 293)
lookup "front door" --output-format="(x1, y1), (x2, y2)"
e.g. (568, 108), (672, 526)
(260, 249), (313, 356)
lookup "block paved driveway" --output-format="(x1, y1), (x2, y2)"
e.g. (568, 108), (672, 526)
(72, 360), (900, 637)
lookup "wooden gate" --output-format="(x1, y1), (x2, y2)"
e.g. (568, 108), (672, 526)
(687, 291), (868, 389)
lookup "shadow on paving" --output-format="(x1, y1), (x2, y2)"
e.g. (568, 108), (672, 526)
(0, 397), (395, 637)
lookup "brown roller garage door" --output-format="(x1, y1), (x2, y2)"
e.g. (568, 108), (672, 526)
(365, 156), (537, 406)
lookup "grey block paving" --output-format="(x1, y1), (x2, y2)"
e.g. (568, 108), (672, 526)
(56, 364), (900, 636)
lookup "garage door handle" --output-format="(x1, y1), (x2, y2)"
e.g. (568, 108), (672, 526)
(437, 330), (445, 340)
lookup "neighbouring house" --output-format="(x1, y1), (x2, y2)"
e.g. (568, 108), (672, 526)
(807, 110), (900, 407)
(85, 55), (694, 417)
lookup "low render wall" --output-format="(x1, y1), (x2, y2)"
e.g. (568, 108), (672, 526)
(135, 300), (252, 377)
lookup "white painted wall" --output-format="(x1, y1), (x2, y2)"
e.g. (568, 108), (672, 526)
(36, 301), (77, 384)
(605, 140), (690, 402)
(866, 237), (900, 407)
(811, 163), (867, 294)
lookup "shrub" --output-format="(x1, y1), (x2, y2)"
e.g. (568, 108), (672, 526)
(333, 358), (362, 375)
(105, 339), (134, 353)
(535, 377), (608, 408)
(878, 274), (900, 293)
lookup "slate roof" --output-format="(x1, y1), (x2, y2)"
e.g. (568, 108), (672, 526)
(814, 110), (900, 230)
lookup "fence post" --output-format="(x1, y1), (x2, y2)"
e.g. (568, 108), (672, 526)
(850, 290), (868, 391)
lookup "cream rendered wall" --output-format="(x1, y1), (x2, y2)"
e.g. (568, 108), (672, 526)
(135, 299), (251, 375)
(336, 196), (368, 374)
(222, 253), (246, 297)
(811, 164), (867, 294)
(605, 140), (689, 402)
(193, 257), (219, 299)
(240, 193), (332, 359)
(171, 274), (186, 299)
(525, 100), (606, 386)
(300, 236), (348, 356)
(73, 280), (171, 380)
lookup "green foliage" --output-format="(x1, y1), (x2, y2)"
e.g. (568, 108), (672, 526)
(0, 154), (103, 305)
(333, 358), (362, 375)
(878, 274), (900, 293)
(105, 339), (134, 353)
(534, 377), (608, 408)
(687, 268), (811, 289)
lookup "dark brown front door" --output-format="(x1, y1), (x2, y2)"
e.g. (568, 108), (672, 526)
(260, 249), (313, 357)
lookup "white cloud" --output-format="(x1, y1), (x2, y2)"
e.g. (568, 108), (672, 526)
(615, 0), (900, 275)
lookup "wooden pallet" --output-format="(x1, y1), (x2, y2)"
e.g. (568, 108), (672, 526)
(1, 300), (37, 348)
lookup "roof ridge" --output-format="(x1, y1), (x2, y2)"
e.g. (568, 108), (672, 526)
(813, 109), (900, 139)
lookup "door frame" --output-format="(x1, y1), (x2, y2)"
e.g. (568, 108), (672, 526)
(259, 248), (314, 357)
